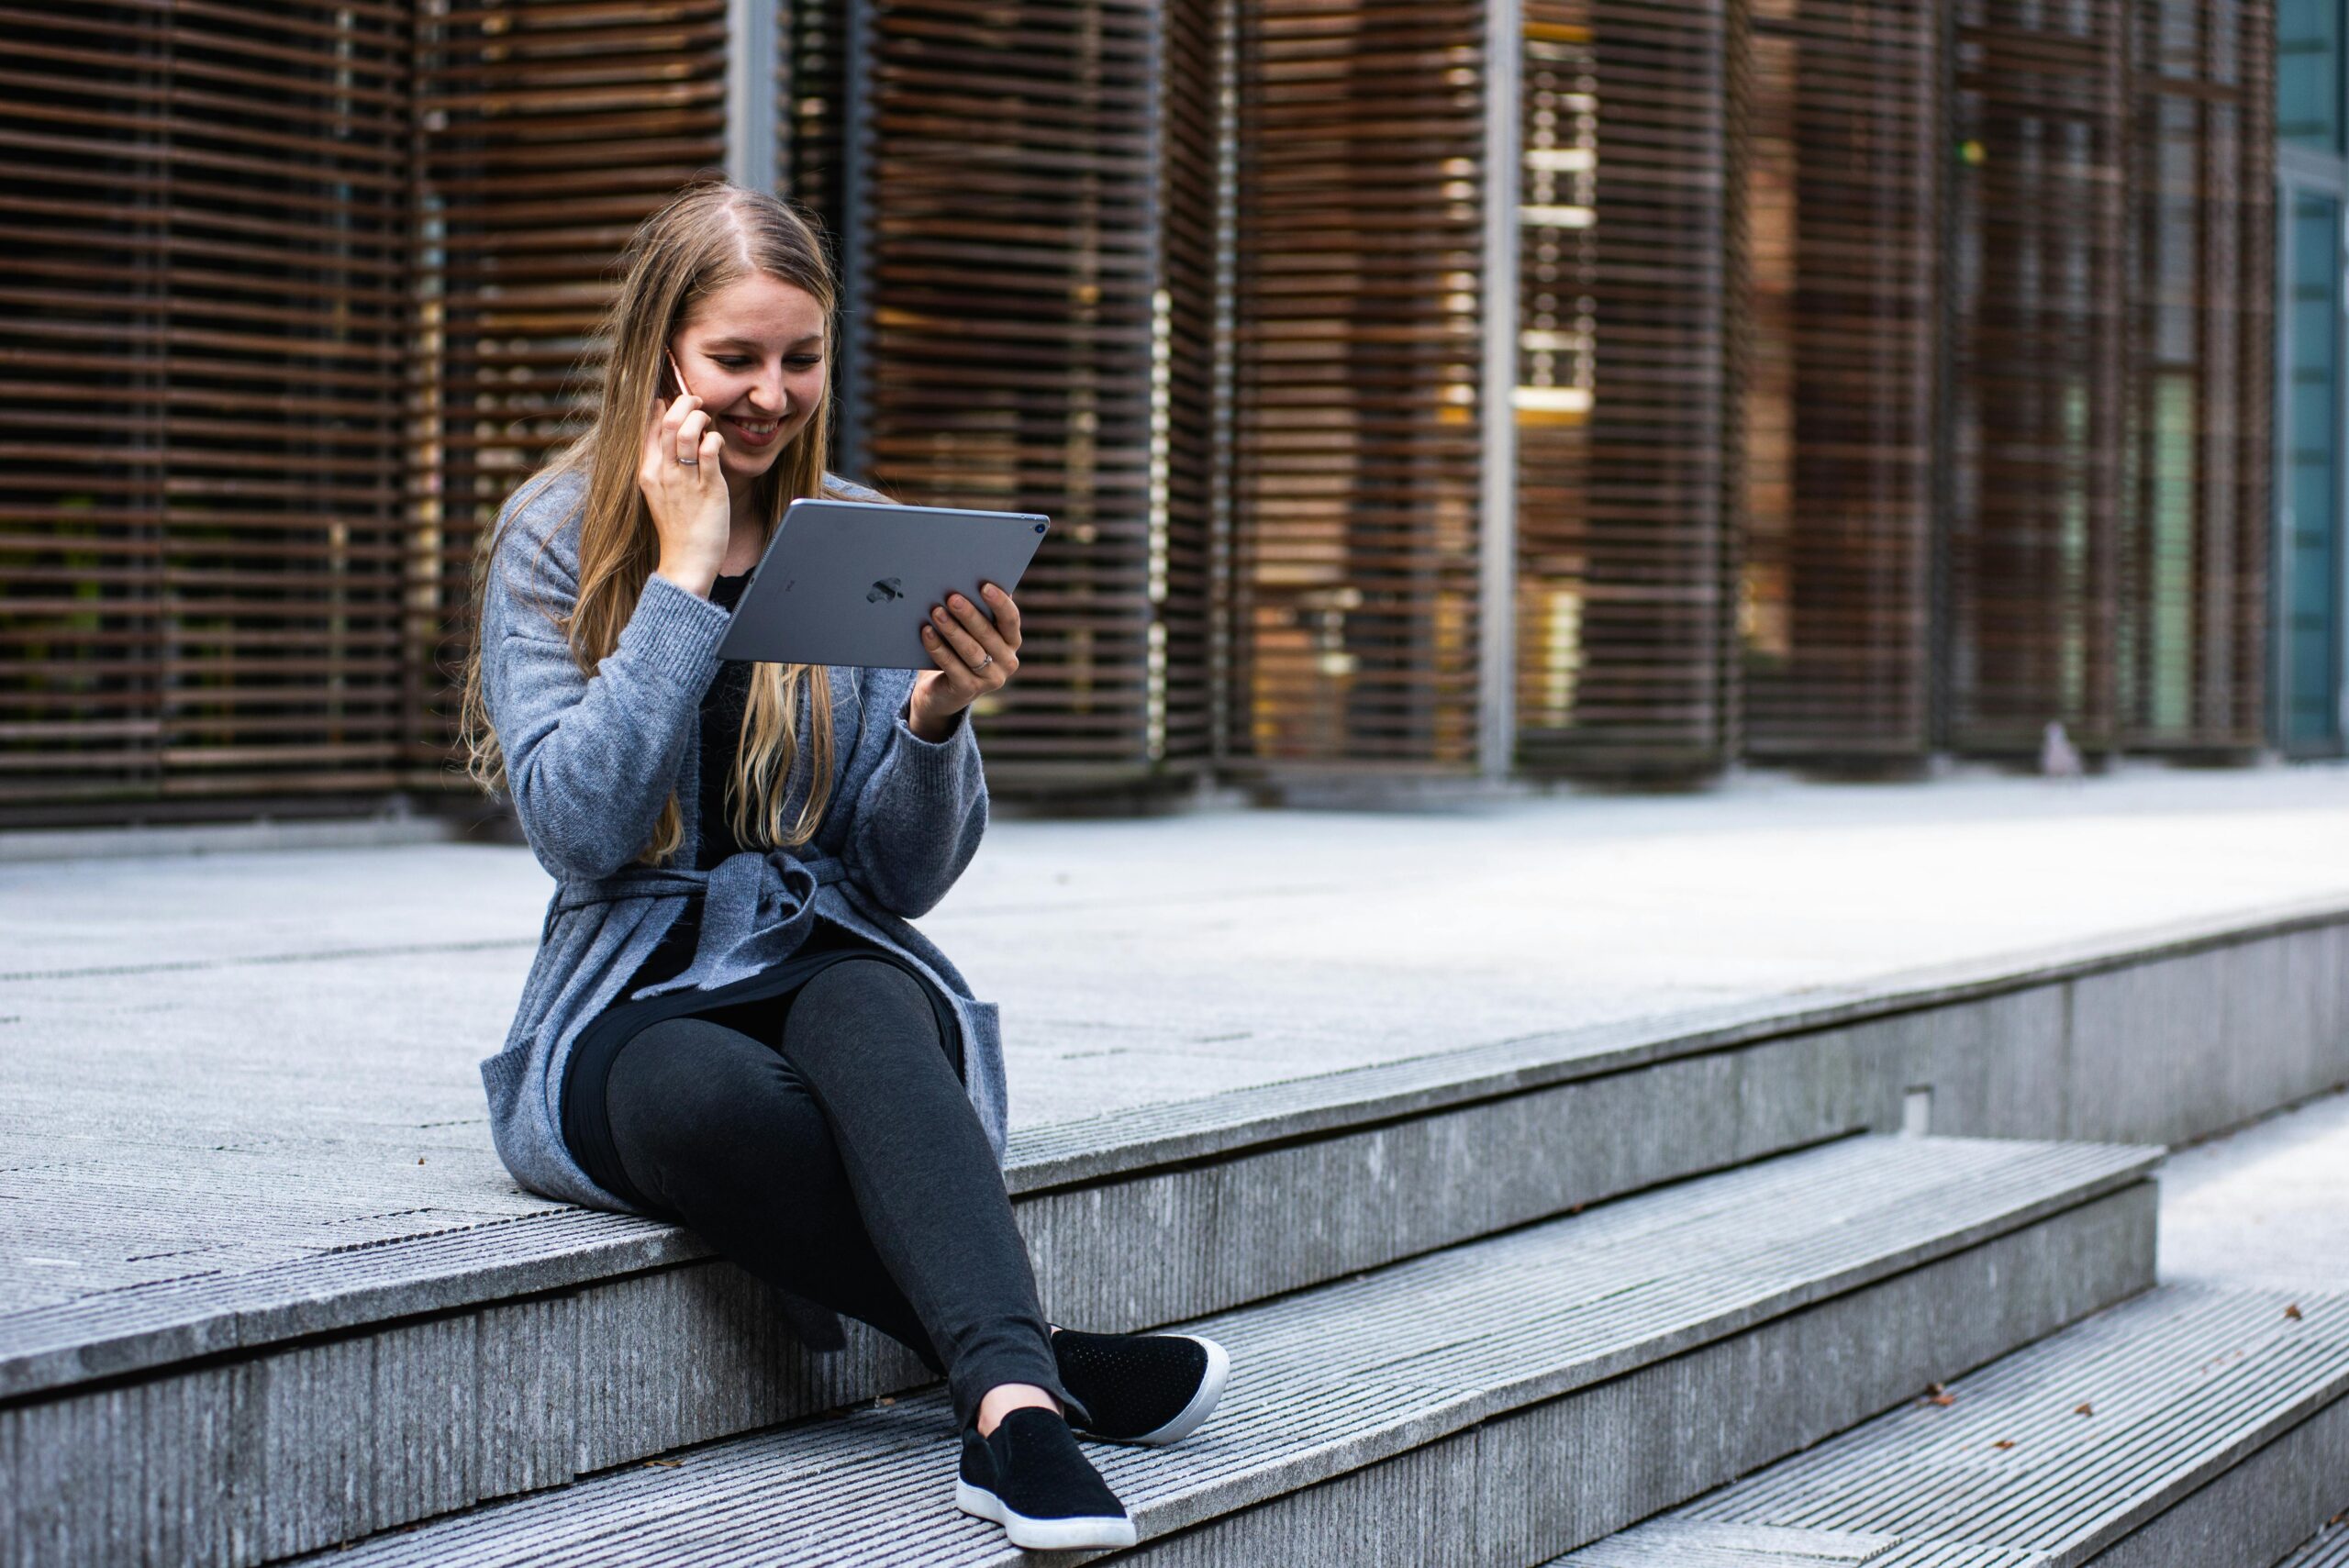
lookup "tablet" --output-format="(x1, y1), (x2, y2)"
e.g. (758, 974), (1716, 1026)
(716, 497), (1052, 669)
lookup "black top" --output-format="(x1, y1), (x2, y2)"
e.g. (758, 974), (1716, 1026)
(625, 568), (859, 993)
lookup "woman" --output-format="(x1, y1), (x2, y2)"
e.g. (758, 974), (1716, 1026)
(461, 179), (1226, 1552)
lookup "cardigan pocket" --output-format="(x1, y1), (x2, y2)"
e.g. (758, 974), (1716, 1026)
(479, 1043), (529, 1125)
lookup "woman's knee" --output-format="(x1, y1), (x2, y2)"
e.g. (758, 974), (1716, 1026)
(605, 1017), (807, 1160)
(785, 959), (942, 1060)
(797, 957), (933, 1018)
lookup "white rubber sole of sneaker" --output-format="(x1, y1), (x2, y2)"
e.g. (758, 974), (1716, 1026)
(955, 1480), (1139, 1551)
(1124, 1333), (1230, 1447)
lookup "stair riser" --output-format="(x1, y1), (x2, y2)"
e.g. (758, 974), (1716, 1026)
(1036, 914), (2349, 1331)
(1120, 1184), (2154, 1567)
(1021, 1026), (1889, 1329)
(2086, 1394), (2349, 1568)
(1, 1277), (936, 1568)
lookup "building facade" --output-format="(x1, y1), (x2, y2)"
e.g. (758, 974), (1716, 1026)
(0, 0), (2300, 825)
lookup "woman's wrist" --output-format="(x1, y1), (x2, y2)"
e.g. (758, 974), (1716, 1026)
(905, 694), (963, 744)
(653, 553), (719, 600)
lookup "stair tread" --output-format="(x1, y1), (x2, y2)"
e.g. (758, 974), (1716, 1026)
(2281, 1518), (2349, 1568)
(1559, 1283), (2349, 1567)
(286, 1136), (2154, 1566)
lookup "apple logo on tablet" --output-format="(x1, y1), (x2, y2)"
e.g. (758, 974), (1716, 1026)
(867, 577), (904, 603)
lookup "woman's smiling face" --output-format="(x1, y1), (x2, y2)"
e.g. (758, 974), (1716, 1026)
(670, 272), (829, 487)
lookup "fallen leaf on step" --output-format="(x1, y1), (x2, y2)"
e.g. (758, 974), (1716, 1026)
(642, 1459), (681, 1470)
(1923, 1383), (1954, 1407)
(2074, 1402), (2094, 1417)
(2286, 1304), (2304, 1320)
(1992, 1440), (2016, 1451)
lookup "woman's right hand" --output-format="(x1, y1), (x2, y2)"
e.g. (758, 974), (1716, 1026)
(638, 389), (729, 597)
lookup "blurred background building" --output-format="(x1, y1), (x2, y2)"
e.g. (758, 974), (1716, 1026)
(0, 0), (2315, 825)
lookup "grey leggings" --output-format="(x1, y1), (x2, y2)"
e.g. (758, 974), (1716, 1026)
(582, 958), (1068, 1429)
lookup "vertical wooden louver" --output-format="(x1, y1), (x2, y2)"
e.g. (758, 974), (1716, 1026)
(2119, 0), (2273, 751)
(841, 0), (1219, 785)
(408, 0), (729, 773)
(0, 2), (412, 819)
(784, 3), (841, 218)
(1947, 0), (2130, 752)
(785, 0), (852, 390)
(1230, 0), (1487, 770)
(1737, 0), (1939, 760)
(1513, 0), (1734, 774)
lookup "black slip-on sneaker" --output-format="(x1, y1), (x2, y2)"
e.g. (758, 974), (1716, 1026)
(1052, 1326), (1231, 1446)
(955, 1407), (1138, 1551)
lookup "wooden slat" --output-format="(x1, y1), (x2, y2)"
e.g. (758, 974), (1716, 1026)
(841, 0), (1219, 776)
(406, 0), (730, 781)
(2118, 0), (2273, 750)
(1946, 0), (2132, 752)
(1514, 0), (1735, 773)
(1736, 0), (1938, 760)
(1231, 0), (1487, 768)
(0, 3), (413, 819)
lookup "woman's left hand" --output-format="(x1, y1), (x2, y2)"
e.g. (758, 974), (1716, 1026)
(908, 581), (1021, 740)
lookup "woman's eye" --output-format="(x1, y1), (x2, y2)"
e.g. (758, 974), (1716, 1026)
(715, 357), (751, 369)
(788, 356), (822, 369)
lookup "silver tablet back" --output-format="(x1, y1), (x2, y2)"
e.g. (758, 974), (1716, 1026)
(716, 498), (1051, 669)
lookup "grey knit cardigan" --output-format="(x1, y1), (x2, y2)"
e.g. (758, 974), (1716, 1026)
(474, 463), (1006, 1240)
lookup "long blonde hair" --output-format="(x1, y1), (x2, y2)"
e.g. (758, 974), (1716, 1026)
(460, 180), (866, 863)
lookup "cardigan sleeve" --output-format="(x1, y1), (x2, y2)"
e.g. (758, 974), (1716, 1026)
(841, 674), (988, 918)
(481, 523), (731, 884)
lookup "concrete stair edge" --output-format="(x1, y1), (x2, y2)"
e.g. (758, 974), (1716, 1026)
(1559, 1284), (2349, 1568)
(217, 1136), (2165, 1568)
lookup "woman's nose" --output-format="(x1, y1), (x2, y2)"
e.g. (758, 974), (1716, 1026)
(759, 362), (788, 415)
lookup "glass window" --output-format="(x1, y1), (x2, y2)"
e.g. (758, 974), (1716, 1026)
(2283, 192), (2343, 746)
(2279, 0), (2343, 151)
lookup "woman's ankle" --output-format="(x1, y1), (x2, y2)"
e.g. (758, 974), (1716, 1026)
(975, 1382), (1063, 1438)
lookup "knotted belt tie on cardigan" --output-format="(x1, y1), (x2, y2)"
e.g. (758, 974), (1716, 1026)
(555, 850), (852, 998)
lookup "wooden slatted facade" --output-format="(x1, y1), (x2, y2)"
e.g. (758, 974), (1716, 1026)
(408, 0), (732, 776)
(2119, 0), (2273, 750)
(0, 3), (414, 819)
(0, 0), (2296, 823)
(1738, 0), (1939, 760)
(1229, 0), (1489, 770)
(1946, 0), (2132, 752)
(837, 0), (1219, 784)
(1513, 0), (1736, 774)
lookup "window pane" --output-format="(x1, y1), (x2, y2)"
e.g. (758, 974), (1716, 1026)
(2284, 193), (2343, 745)
(2278, 0), (2342, 151)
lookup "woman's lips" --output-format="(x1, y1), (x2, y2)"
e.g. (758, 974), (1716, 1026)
(722, 415), (781, 448)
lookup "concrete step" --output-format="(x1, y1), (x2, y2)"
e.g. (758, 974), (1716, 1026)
(257, 1136), (2157, 1566)
(1559, 1283), (2349, 1568)
(2281, 1518), (2349, 1568)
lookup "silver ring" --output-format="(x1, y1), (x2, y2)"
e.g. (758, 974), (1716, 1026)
(975, 653), (993, 669)
(675, 456), (698, 466)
